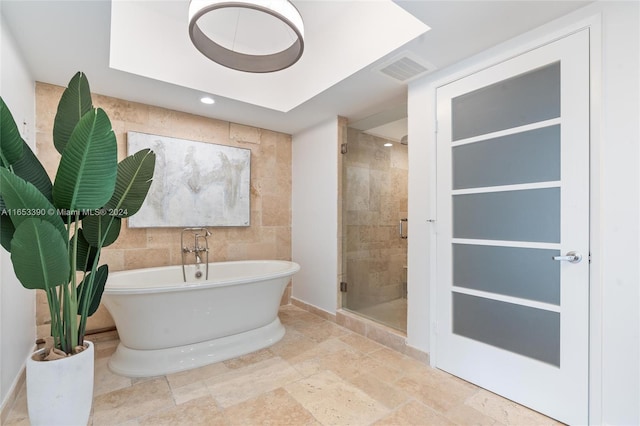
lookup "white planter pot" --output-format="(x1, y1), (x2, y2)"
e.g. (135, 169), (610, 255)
(26, 341), (94, 426)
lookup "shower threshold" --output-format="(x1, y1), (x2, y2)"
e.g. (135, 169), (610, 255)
(345, 298), (407, 332)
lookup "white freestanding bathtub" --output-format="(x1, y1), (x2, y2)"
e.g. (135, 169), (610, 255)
(103, 260), (300, 377)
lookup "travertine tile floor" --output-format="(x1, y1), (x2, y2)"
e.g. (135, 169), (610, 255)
(5, 305), (560, 425)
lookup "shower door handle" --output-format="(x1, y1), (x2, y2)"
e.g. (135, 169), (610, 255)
(399, 218), (408, 239)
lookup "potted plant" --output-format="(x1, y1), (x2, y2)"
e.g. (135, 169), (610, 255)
(0, 72), (156, 425)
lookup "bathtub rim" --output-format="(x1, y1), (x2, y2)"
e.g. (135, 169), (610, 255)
(104, 259), (300, 295)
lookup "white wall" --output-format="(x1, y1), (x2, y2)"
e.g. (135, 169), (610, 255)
(0, 14), (37, 409)
(597, 3), (639, 423)
(406, 87), (435, 352)
(407, 2), (639, 424)
(291, 118), (339, 314)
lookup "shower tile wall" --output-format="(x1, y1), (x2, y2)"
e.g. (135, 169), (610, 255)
(34, 82), (292, 337)
(344, 128), (408, 310)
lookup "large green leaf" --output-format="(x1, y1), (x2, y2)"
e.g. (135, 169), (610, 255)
(10, 218), (70, 290)
(75, 229), (98, 272)
(11, 139), (53, 202)
(0, 97), (24, 167)
(82, 214), (121, 247)
(0, 210), (15, 251)
(53, 72), (93, 154)
(77, 264), (108, 316)
(52, 108), (117, 211)
(0, 168), (66, 241)
(105, 149), (156, 218)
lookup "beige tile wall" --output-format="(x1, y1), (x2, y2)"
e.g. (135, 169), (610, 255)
(341, 128), (408, 310)
(34, 82), (292, 336)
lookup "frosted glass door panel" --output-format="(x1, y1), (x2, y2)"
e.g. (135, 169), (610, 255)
(453, 293), (560, 366)
(451, 62), (560, 141)
(453, 244), (560, 304)
(453, 188), (560, 243)
(453, 125), (560, 190)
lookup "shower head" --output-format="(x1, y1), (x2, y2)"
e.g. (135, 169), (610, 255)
(400, 135), (408, 145)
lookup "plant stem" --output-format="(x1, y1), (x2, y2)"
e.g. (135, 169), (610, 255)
(68, 212), (79, 348)
(61, 214), (72, 352)
(78, 214), (113, 343)
(46, 288), (62, 349)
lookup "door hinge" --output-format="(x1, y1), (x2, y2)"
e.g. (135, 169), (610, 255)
(340, 143), (348, 154)
(340, 281), (348, 292)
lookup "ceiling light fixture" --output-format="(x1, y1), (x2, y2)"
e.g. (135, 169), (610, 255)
(200, 96), (215, 104)
(384, 142), (393, 147)
(188, 0), (305, 73)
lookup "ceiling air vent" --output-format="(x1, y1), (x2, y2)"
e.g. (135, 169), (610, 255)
(375, 52), (435, 83)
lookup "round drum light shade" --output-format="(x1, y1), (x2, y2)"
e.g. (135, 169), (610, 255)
(188, 0), (305, 73)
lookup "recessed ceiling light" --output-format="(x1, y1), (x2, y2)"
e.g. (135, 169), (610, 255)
(200, 96), (215, 105)
(384, 143), (393, 147)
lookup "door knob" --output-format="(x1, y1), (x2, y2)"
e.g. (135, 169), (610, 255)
(552, 251), (582, 263)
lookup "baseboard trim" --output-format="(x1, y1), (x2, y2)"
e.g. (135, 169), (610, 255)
(290, 297), (337, 322)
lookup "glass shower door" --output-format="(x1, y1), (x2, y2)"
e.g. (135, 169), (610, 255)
(341, 127), (408, 332)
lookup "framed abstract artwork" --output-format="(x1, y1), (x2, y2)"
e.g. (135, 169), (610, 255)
(127, 131), (251, 227)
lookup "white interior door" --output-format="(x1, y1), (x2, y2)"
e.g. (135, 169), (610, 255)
(435, 30), (589, 424)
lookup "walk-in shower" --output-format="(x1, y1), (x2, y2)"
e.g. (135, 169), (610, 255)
(340, 126), (408, 332)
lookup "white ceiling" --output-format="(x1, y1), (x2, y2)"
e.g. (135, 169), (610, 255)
(364, 118), (408, 142)
(1, 0), (590, 137)
(110, 1), (428, 112)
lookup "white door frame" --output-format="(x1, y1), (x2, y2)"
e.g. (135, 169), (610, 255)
(421, 13), (603, 424)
